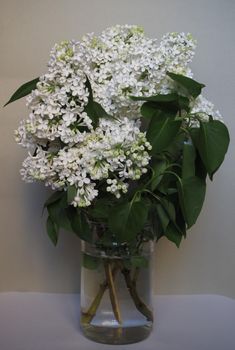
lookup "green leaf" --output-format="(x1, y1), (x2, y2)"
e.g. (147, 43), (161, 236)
(131, 93), (179, 102)
(84, 76), (101, 128)
(140, 101), (182, 116)
(178, 95), (190, 112)
(164, 132), (185, 160)
(46, 192), (72, 232)
(109, 199), (149, 242)
(84, 101), (110, 128)
(67, 185), (77, 204)
(67, 207), (92, 242)
(147, 117), (182, 154)
(82, 253), (101, 270)
(152, 195), (184, 245)
(175, 207), (187, 238)
(167, 72), (205, 98)
(58, 209), (73, 231)
(93, 101), (111, 118)
(44, 191), (65, 209)
(164, 222), (182, 247)
(160, 198), (176, 222)
(132, 93), (190, 113)
(141, 103), (162, 119)
(90, 199), (111, 219)
(195, 151), (207, 180)
(47, 201), (63, 224)
(84, 76), (114, 128)
(148, 204), (162, 239)
(182, 141), (196, 179)
(156, 204), (169, 231)
(4, 78), (39, 107)
(141, 104), (177, 120)
(46, 216), (58, 246)
(85, 75), (94, 100)
(178, 176), (206, 228)
(124, 255), (151, 270)
(150, 159), (168, 191)
(189, 128), (207, 180)
(131, 93), (190, 112)
(130, 256), (149, 268)
(190, 120), (230, 179)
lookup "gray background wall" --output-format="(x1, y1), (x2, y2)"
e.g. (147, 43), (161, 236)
(0, 0), (234, 297)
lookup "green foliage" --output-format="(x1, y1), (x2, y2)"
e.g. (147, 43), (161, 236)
(166, 72), (205, 98)
(164, 222), (182, 248)
(44, 190), (65, 207)
(40, 73), (229, 249)
(67, 185), (77, 204)
(123, 255), (149, 269)
(163, 132), (185, 161)
(178, 176), (206, 228)
(156, 203), (169, 231)
(82, 253), (101, 270)
(109, 198), (149, 242)
(160, 198), (176, 222)
(44, 190), (92, 244)
(150, 159), (169, 191)
(84, 76), (114, 128)
(130, 256), (149, 268)
(131, 93), (190, 113)
(67, 207), (93, 242)
(152, 198), (184, 247)
(140, 102), (161, 119)
(147, 117), (182, 154)
(182, 141), (196, 179)
(131, 92), (179, 102)
(190, 120), (230, 179)
(89, 198), (111, 219)
(4, 78), (39, 106)
(46, 216), (58, 246)
(45, 191), (72, 231)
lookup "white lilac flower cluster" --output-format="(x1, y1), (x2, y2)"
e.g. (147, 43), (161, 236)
(15, 25), (220, 207)
(20, 117), (151, 206)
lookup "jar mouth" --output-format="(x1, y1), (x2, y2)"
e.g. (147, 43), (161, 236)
(82, 239), (154, 258)
(84, 218), (155, 258)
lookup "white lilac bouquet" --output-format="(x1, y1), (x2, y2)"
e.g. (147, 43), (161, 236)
(5, 25), (229, 249)
(5, 25), (230, 342)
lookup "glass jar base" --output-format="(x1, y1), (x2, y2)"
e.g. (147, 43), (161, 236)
(81, 323), (153, 345)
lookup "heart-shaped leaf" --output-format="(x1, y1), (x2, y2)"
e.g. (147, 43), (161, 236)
(147, 118), (181, 154)
(67, 207), (92, 242)
(164, 222), (183, 248)
(190, 120), (230, 178)
(109, 199), (149, 242)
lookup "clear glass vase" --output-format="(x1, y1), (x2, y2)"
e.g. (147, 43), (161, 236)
(80, 237), (154, 345)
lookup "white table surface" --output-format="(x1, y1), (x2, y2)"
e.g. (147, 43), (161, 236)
(0, 293), (234, 350)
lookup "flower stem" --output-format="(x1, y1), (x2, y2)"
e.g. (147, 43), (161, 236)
(81, 266), (118, 324)
(104, 260), (122, 324)
(121, 267), (153, 322)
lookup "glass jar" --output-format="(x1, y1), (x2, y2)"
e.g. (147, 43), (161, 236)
(80, 237), (154, 345)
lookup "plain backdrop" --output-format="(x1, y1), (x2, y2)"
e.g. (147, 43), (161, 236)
(0, 0), (234, 297)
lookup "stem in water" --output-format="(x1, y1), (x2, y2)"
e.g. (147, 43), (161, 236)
(81, 266), (118, 324)
(104, 260), (122, 324)
(121, 267), (153, 322)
